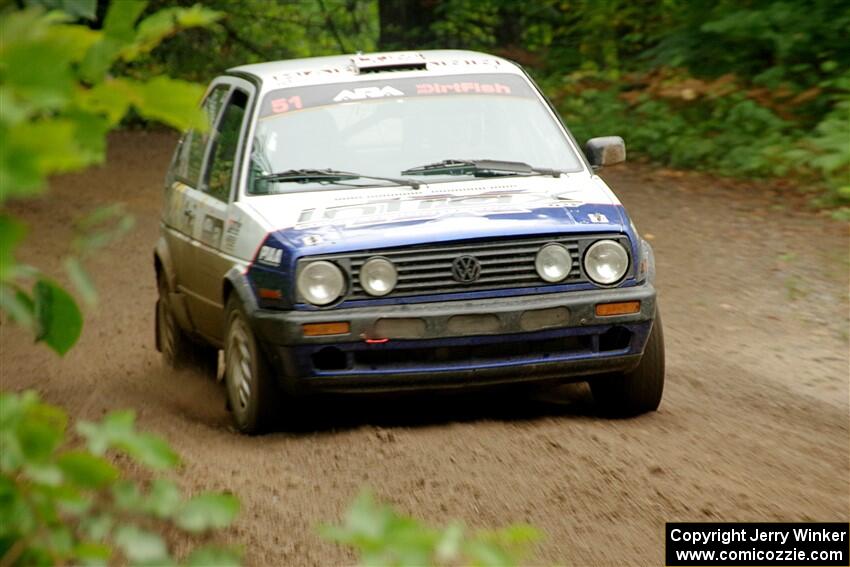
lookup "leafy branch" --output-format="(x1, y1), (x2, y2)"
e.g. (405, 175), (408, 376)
(0, 390), (241, 566)
(0, 1), (221, 354)
(320, 491), (542, 567)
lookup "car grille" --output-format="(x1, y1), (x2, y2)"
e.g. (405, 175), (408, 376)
(301, 234), (629, 302)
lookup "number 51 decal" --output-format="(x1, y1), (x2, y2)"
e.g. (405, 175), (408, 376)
(271, 96), (303, 113)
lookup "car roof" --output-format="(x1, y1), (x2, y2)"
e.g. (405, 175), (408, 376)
(227, 49), (524, 91)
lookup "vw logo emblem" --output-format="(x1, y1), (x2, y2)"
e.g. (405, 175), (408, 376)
(452, 255), (481, 283)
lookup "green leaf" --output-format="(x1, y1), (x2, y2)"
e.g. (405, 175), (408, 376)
(111, 480), (144, 512)
(463, 539), (512, 567)
(25, 0), (99, 21)
(0, 215), (26, 281)
(113, 525), (171, 565)
(78, 80), (134, 126)
(126, 5), (222, 60)
(1, 118), (96, 200)
(65, 257), (97, 305)
(185, 545), (242, 567)
(0, 35), (74, 109)
(47, 524), (74, 556)
(71, 204), (136, 257)
(51, 483), (90, 515)
(0, 475), (35, 535)
(66, 110), (110, 166)
(33, 278), (83, 355)
(79, 513), (113, 542)
(79, 0), (146, 81)
(77, 410), (135, 455)
(72, 541), (111, 566)
(79, 37), (125, 84)
(130, 76), (206, 131)
(76, 421), (108, 456)
(101, 409), (135, 434)
(102, 0), (147, 43)
(17, 400), (67, 462)
(50, 21), (101, 59)
(56, 451), (119, 488)
(24, 463), (64, 486)
(175, 493), (240, 533)
(0, 85), (32, 124)
(146, 479), (181, 518)
(119, 431), (180, 470)
(436, 522), (464, 562)
(0, 284), (36, 328)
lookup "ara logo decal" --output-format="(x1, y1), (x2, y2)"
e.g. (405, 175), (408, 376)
(257, 246), (283, 266)
(333, 86), (404, 102)
(587, 213), (609, 223)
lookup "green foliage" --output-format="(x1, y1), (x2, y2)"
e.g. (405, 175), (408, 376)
(130, 0), (848, 210)
(320, 491), (541, 567)
(135, 0), (378, 82)
(0, 390), (241, 566)
(550, 68), (849, 205)
(0, 1), (221, 354)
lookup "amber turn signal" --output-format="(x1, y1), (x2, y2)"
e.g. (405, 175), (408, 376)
(595, 301), (641, 316)
(258, 288), (282, 299)
(302, 322), (351, 337)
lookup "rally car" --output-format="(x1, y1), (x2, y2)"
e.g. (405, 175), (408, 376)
(154, 50), (665, 433)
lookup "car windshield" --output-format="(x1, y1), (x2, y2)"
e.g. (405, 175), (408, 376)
(248, 73), (583, 194)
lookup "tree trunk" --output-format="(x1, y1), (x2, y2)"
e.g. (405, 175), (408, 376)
(378, 0), (440, 50)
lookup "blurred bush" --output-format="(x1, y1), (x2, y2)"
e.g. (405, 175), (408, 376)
(0, 390), (241, 566)
(320, 491), (541, 566)
(0, 0), (220, 352)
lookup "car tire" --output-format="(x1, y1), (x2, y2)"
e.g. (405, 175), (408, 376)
(157, 273), (194, 368)
(590, 310), (665, 417)
(223, 296), (278, 434)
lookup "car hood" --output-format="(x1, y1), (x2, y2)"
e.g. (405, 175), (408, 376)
(245, 174), (628, 256)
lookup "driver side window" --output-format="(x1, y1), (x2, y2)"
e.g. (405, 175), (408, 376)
(171, 85), (229, 187)
(203, 89), (248, 202)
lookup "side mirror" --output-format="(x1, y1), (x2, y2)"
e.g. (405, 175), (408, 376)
(584, 136), (626, 168)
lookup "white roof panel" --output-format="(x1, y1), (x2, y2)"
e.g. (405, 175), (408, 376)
(228, 50), (523, 90)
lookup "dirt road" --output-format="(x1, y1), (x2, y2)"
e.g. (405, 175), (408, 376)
(2, 131), (848, 565)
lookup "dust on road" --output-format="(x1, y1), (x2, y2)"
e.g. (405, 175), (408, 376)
(2, 131), (848, 566)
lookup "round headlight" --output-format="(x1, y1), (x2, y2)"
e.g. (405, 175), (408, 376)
(297, 261), (345, 305)
(584, 240), (629, 285)
(360, 257), (397, 296)
(535, 243), (572, 283)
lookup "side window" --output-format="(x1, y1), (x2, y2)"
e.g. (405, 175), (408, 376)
(171, 84), (229, 187)
(203, 90), (248, 202)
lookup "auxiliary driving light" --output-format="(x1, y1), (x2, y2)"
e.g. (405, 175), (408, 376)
(535, 243), (572, 282)
(360, 257), (397, 296)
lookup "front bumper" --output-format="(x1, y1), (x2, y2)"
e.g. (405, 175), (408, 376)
(250, 282), (656, 393)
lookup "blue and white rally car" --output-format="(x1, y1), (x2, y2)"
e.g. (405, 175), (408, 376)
(154, 50), (664, 433)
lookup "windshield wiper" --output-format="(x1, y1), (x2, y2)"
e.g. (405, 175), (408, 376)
(401, 159), (561, 178)
(258, 168), (420, 190)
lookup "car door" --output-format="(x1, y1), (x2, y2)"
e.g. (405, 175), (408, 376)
(162, 83), (230, 320)
(185, 83), (254, 342)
